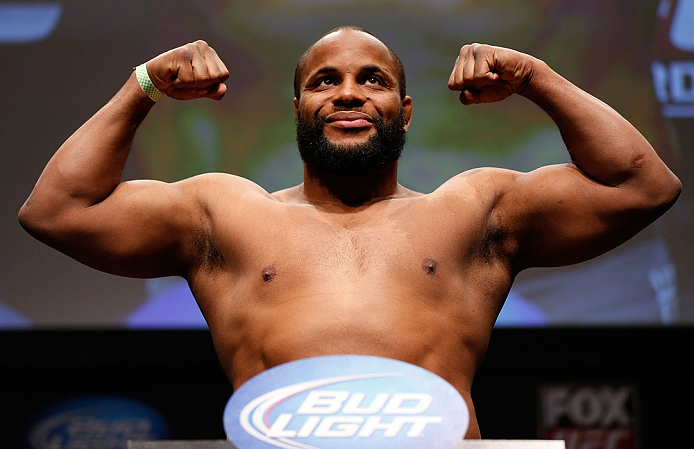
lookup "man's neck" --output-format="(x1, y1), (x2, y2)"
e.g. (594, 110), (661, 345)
(301, 161), (401, 208)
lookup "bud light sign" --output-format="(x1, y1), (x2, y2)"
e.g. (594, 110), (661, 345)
(223, 355), (468, 449)
(25, 395), (170, 449)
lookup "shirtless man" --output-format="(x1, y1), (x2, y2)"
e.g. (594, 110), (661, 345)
(18, 27), (681, 439)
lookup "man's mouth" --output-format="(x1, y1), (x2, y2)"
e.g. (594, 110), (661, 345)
(324, 111), (373, 129)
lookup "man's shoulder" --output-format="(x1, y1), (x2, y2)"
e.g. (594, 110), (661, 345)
(171, 173), (280, 214)
(178, 173), (272, 197)
(435, 167), (521, 197)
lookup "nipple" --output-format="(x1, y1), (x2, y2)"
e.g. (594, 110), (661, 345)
(261, 266), (276, 283)
(422, 259), (437, 276)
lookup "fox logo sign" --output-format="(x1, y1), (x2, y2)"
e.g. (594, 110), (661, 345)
(223, 355), (468, 449)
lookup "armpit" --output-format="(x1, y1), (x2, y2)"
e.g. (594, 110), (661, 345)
(192, 230), (226, 272)
(480, 220), (509, 264)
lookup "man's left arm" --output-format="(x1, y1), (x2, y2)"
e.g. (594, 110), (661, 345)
(448, 44), (681, 269)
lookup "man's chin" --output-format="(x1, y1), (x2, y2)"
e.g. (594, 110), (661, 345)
(323, 130), (375, 148)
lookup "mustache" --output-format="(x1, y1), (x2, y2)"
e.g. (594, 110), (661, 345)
(315, 108), (380, 123)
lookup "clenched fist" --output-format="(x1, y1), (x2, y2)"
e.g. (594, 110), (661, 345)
(447, 44), (538, 105)
(145, 40), (230, 101)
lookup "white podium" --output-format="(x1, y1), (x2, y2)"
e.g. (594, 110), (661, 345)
(455, 441), (565, 448)
(128, 440), (565, 448)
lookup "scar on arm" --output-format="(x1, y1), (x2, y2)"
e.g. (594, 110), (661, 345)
(631, 153), (646, 168)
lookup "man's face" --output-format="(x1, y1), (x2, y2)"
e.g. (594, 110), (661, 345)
(294, 30), (412, 176)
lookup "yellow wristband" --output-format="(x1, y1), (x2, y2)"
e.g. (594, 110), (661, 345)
(135, 63), (165, 102)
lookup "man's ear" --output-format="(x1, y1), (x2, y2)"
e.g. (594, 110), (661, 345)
(293, 97), (299, 123)
(402, 96), (413, 133)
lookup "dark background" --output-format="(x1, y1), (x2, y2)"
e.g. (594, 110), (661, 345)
(3, 328), (692, 446)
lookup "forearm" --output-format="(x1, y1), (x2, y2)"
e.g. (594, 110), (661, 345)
(521, 60), (679, 193)
(20, 73), (154, 221)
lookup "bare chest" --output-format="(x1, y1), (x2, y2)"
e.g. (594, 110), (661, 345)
(211, 196), (497, 290)
(191, 194), (511, 391)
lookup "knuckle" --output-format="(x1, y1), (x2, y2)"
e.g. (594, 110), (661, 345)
(217, 71), (230, 82)
(176, 46), (194, 61)
(174, 77), (192, 87)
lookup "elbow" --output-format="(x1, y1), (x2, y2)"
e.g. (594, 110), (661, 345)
(18, 200), (45, 238)
(18, 198), (62, 242)
(642, 170), (682, 216)
(671, 173), (683, 202)
(659, 170), (682, 209)
(18, 200), (35, 232)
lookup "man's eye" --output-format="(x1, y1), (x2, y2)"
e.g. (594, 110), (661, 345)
(318, 78), (334, 86)
(366, 76), (382, 85)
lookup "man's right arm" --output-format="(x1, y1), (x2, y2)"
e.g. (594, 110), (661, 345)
(18, 41), (230, 278)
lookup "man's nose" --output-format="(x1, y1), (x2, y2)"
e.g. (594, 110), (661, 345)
(332, 78), (367, 107)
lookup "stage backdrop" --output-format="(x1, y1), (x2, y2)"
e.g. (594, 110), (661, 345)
(2, 0), (692, 328)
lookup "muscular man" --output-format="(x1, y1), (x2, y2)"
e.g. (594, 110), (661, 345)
(18, 27), (680, 438)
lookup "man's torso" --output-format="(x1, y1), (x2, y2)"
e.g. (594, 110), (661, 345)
(185, 171), (515, 438)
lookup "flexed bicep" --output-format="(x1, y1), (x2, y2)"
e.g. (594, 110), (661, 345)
(496, 164), (672, 270)
(18, 40), (234, 278)
(445, 43), (681, 270)
(24, 177), (207, 278)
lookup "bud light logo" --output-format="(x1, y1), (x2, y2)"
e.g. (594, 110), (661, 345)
(24, 395), (170, 449)
(224, 355), (468, 449)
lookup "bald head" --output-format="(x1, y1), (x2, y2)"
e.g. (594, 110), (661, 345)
(293, 26), (406, 100)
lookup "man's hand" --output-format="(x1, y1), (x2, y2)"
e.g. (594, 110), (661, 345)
(447, 44), (537, 105)
(146, 40), (230, 101)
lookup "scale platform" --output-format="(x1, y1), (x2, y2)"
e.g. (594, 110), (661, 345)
(128, 440), (566, 448)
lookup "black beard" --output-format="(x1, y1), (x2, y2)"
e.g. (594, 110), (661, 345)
(296, 109), (407, 177)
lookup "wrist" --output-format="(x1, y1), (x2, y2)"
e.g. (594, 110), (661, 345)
(104, 73), (158, 122)
(517, 58), (562, 105)
(134, 63), (166, 102)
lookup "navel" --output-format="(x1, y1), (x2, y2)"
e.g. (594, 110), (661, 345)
(422, 258), (437, 276)
(261, 266), (276, 283)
